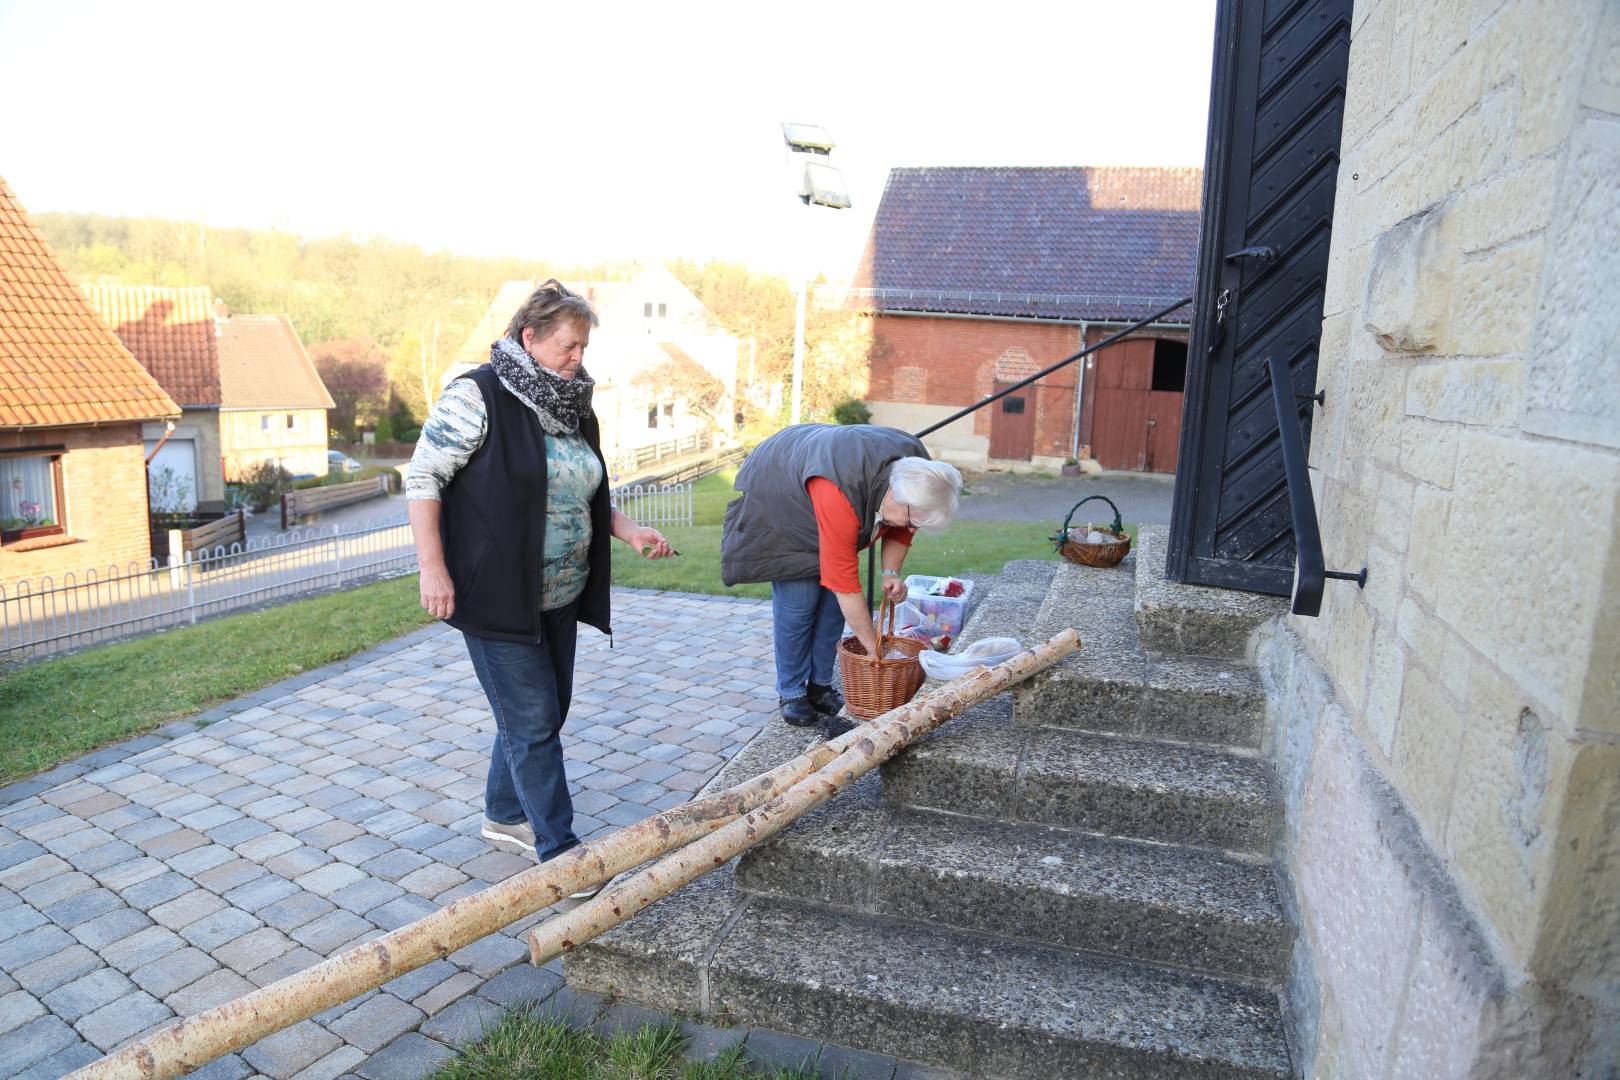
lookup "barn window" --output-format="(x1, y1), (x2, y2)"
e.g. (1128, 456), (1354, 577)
(1152, 340), (1188, 392)
(1001, 396), (1026, 415)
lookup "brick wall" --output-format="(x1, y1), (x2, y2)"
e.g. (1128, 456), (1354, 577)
(868, 315), (1083, 464)
(1274, 0), (1620, 1074)
(1, 424), (153, 585)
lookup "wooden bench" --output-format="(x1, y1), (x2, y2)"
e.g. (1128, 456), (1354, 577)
(281, 474), (390, 529)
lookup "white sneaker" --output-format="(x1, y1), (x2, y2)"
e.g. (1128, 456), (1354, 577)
(481, 817), (536, 855)
(568, 872), (620, 901)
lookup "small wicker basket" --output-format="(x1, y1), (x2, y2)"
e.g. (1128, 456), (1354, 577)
(1051, 494), (1132, 568)
(837, 598), (926, 720)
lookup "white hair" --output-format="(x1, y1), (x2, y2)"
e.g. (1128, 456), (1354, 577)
(888, 457), (962, 530)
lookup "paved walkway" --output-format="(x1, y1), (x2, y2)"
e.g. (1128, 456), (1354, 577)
(0, 588), (778, 1080)
(956, 469), (1175, 526)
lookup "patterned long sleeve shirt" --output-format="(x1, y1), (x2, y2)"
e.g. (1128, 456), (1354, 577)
(407, 380), (605, 611)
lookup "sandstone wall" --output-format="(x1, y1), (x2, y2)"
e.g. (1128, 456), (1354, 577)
(1280, 0), (1620, 1074)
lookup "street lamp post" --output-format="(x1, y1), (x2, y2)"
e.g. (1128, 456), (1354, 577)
(780, 122), (851, 426)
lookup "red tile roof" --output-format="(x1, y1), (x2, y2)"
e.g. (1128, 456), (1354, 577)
(0, 176), (180, 428)
(216, 314), (335, 410)
(80, 285), (223, 407)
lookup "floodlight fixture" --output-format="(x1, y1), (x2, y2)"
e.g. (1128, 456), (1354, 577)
(781, 122), (835, 155)
(801, 160), (852, 209)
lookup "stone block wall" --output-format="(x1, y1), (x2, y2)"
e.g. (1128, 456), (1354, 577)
(1277, 0), (1620, 1074)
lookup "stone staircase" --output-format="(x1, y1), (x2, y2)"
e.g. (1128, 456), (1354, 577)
(565, 525), (1294, 1078)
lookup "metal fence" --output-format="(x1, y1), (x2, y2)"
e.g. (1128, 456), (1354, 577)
(1, 516), (417, 660)
(2, 482), (696, 661)
(610, 481), (693, 530)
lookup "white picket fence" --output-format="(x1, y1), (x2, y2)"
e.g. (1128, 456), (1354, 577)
(1, 482), (693, 660)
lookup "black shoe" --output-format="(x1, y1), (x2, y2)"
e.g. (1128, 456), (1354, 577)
(780, 697), (820, 727)
(806, 681), (844, 716)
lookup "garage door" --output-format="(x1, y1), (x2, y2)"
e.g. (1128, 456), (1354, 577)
(146, 439), (199, 513)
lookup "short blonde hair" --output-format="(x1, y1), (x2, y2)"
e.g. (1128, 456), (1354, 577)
(888, 457), (961, 529)
(506, 279), (599, 345)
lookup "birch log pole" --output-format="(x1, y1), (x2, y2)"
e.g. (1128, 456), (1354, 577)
(65, 724), (877, 1080)
(530, 629), (1081, 964)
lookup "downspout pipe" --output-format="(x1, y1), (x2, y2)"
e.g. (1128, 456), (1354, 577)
(1069, 318), (1088, 461)
(144, 420), (178, 465)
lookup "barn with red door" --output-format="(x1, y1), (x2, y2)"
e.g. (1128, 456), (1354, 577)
(851, 166), (1198, 474)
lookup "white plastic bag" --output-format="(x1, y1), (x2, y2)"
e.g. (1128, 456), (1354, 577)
(918, 636), (1023, 680)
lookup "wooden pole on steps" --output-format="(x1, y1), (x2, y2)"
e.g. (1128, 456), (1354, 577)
(63, 724), (875, 1080)
(530, 629), (1082, 965)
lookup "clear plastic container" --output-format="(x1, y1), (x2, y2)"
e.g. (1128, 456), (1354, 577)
(899, 575), (975, 638)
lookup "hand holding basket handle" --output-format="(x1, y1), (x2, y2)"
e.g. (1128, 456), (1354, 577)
(1050, 494), (1132, 568)
(838, 597), (927, 719)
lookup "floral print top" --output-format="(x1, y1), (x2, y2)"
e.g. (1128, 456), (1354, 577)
(407, 378), (604, 612)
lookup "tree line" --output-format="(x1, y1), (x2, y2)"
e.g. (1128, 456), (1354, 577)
(37, 213), (873, 442)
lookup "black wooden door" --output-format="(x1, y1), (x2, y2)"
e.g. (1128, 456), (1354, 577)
(1166, 0), (1352, 594)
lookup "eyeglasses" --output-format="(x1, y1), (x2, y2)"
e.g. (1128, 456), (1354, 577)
(877, 505), (914, 529)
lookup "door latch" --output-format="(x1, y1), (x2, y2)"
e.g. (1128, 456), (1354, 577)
(1224, 245), (1277, 264)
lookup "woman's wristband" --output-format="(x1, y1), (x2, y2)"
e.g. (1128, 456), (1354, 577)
(881, 569), (899, 577)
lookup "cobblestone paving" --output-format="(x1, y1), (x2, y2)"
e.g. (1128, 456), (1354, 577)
(0, 588), (777, 1080)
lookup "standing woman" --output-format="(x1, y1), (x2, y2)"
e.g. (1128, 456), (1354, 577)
(407, 280), (673, 891)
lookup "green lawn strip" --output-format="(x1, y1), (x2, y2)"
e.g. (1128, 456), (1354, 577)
(0, 575), (434, 784)
(431, 1008), (818, 1080)
(610, 519), (1092, 601)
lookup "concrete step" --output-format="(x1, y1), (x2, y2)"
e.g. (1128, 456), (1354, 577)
(882, 701), (1278, 856)
(567, 877), (1292, 1080)
(734, 780), (1291, 982)
(1011, 556), (1267, 749)
(954, 558), (1059, 647)
(1132, 525), (1288, 660)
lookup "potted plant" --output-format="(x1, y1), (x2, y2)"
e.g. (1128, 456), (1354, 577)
(1060, 456), (1083, 477)
(1, 501), (59, 544)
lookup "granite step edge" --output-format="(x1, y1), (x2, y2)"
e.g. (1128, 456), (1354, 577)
(882, 701), (1278, 855)
(733, 789), (1291, 982)
(571, 886), (1292, 1080)
(1131, 525), (1288, 661)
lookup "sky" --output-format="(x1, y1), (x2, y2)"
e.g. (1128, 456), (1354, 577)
(0, 0), (1216, 279)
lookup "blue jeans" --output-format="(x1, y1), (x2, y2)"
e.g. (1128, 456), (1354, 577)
(770, 577), (845, 700)
(462, 602), (580, 862)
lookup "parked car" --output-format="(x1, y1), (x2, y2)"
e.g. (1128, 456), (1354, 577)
(328, 450), (362, 474)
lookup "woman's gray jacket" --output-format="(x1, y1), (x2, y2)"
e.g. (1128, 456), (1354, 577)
(720, 424), (927, 586)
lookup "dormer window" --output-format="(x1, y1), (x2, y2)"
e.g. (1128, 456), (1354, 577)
(643, 302), (668, 318)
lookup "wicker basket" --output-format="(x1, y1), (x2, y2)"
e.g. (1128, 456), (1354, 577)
(1051, 494), (1132, 569)
(837, 598), (926, 720)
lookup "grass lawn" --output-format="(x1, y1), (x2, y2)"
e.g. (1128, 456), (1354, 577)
(614, 466), (1135, 600)
(431, 1008), (816, 1080)
(0, 575), (435, 785)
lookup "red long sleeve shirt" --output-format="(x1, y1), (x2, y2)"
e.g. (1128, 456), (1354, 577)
(807, 476), (914, 593)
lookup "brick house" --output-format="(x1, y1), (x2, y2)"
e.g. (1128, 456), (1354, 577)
(81, 287), (336, 492)
(0, 176), (180, 582)
(81, 285), (227, 513)
(851, 166), (1200, 473)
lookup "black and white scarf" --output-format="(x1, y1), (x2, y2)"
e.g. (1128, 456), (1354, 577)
(489, 336), (595, 436)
